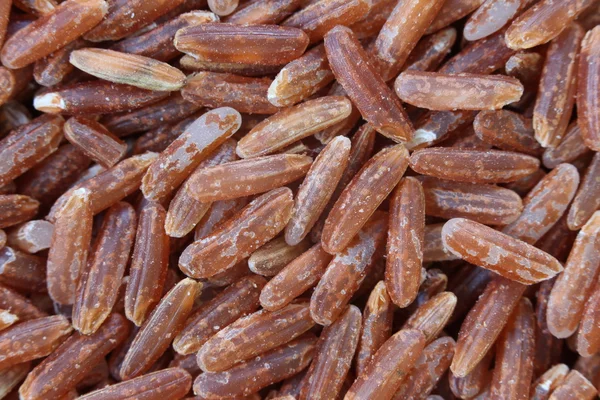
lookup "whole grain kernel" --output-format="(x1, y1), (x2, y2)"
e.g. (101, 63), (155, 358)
(46, 188), (92, 305)
(300, 305), (361, 400)
(125, 201), (169, 327)
(578, 26), (600, 151)
(102, 93), (202, 137)
(111, 11), (219, 62)
(0, 114), (64, 187)
(449, 351), (493, 400)
(410, 148), (540, 184)
(237, 96), (351, 158)
(72, 202), (136, 335)
(47, 152), (157, 221)
(70, 48), (186, 91)
(226, 0), (303, 25)
(63, 117), (126, 169)
(543, 121), (592, 169)
(420, 176), (524, 225)
(464, 0), (524, 41)
(34, 81), (170, 115)
(547, 211), (600, 338)
(179, 187), (293, 278)
(0, 315), (72, 370)
(548, 370), (598, 400)
(19, 313), (130, 400)
(373, 0), (446, 81)
(283, 0), (369, 43)
(285, 136), (350, 245)
(33, 39), (88, 88)
(185, 154), (312, 202)
(165, 140), (237, 238)
(197, 302), (315, 372)
(267, 44), (334, 107)
(442, 218), (563, 284)
(175, 23), (308, 66)
(0, 0), (108, 69)
(6, 220), (54, 254)
(141, 107), (241, 202)
(568, 152), (600, 230)
(451, 277), (526, 377)
(248, 236), (312, 277)
(505, 0), (593, 49)
(193, 335), (316, 398)
(577, 280), (600, 357)
(259, 243), (332, 311)
(174, 275), (266, 355)
(180, 55), (283, 76)
(208, 0), (239, 16)
(395, 71), (523, 111)
(385, 177), (425, 308)
(346, 329), (426, 400)
(502, 163), (580, 244)
(322, 145), (408, 254)
(489, 297), (535, 400)
(403, 292), (457, 344)
(120, 278), (200, 380)
(355, 281), (393, 376)
(84, 0), (187, 42)
(533, 23), (583, 148)
(473, 110), (543, 155)
(182, 72), (280, 114)
(0, 195), (39, 229)
(0, 247), (46, 293)
(530, 363), (569, 400)
(393, 336), (456, 399)
(324, 26), (414, 142)
(0, 283), (47, 321)
(426, 0), (486, 35)
(78, 368), (191, 400)
(311, 212), (387, 326)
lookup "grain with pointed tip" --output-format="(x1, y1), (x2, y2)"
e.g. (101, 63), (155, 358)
(186, 154), (312, 202)
(126, 201), (169, 327)
(346, 329), (426, 400)
(260, 244), (332, 311)
(547, 211), (600, 338)
(324, 26), (414, 142)
(505, 0), (593, 49)
(442, 218), (563, 285)
(386, 177), (425, 308)
(174, 275), (266, 355)
(451, 277), (526, 377)
(46, 188), (92, 305)
(19, 313), (130, 400)
(267, 44), (334, 107)
(197, 302), (315, 372)
(120, 278), (200, 380)
(533, 23), (583, 148)
(141, 107), (241, 202)
(311, 212), (387, 326)
(420, 176), (524, 225)
(0, 0), (108, 69)
(285, 136), (350, 245)
(322, 145), (408, 254)
(193, 335), (316, 398)
(489, 297), (535, 400)
(0, 114), (64, 187)
(72, 202), (136, 334)
(237, 96), (351, 158)
(180, 188), (293, 278)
